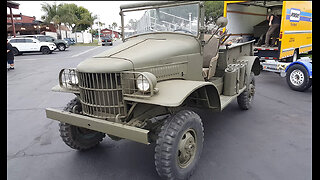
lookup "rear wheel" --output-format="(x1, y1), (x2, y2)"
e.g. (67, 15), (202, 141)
(237, 72), (255, 110)
(155, 110), (204, 180)
(59, 98), (105, 150)
(12, 47), (19, 56)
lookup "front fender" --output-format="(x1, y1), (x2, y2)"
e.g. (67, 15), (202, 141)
(285, 61), (312, 78)
(124, 79), (221, 109)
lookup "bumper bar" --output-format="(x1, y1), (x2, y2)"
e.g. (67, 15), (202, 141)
(45, 108), (150, 144)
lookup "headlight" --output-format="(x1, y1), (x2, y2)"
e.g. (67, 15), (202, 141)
(68, 75), (78, 85)
(136, 72), (157, 92)
(59, 68), (79, 90)
(136, 75), (150, 91)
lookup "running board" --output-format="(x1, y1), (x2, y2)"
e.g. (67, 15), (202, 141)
(220, 87), (246, 110)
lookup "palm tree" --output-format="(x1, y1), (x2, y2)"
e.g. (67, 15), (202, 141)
(41, 2), (61, 37)
(58, 3), (78, 38)
(41, 2), (97, 38)
(111, 22), (117, 30)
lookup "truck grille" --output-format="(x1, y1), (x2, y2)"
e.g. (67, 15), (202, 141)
(77, 72), (126, 119)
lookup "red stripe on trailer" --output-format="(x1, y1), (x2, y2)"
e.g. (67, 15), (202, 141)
(260, 57), (278, 60)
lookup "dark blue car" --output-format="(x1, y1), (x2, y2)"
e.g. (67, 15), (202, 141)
(64, 38), (76, 45)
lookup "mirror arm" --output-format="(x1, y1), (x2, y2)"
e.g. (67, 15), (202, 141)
(220, 32), (231, 45)
(205, 25), (222, 45)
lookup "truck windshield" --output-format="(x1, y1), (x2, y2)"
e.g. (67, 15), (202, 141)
(122, 3), (199, 38)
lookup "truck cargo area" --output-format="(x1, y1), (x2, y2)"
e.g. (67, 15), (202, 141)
(224, 1), (312, 61)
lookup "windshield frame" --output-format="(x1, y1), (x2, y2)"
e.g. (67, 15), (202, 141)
(120, 1), (201, 41)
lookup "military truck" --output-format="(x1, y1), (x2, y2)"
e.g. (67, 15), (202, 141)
(46, 1), (260, 179)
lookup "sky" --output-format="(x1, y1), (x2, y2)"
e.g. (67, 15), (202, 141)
(7, 1), (142, 30)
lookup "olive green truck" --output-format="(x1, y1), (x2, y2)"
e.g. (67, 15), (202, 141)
(45, 1), (260, 179)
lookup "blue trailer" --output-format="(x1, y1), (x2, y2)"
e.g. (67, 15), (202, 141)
(261, 57), (312, 91)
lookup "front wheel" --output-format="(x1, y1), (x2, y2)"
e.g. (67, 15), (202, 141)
(41, 47), (51, 54)
(286, 64), (311, 91)
(59, 98), (105, 150)
(57, 44), (66, 51)
(155, 110), (204, 180)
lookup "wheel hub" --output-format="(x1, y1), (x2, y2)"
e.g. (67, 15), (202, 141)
(178, 129), (197, 168)
(290, 69), (304, 86)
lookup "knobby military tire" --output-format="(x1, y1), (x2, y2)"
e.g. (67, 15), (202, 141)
(237, 72), (255, 110)
(155, 110), (204, 180)
(59, 98), (105, 151)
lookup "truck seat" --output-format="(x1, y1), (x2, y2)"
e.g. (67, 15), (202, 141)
(202, 34), (220, 80)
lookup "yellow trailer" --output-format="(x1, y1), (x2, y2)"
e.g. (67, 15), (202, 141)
(224, 1), (312, 61)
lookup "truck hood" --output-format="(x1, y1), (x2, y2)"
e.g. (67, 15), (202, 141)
(76, 57), (133, 73)
(77, 33), (200, 73)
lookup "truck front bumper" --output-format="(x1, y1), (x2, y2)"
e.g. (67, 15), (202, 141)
(45, 108), (150, 144)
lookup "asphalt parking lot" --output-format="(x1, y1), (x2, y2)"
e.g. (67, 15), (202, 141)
(7, 43), (311, 180)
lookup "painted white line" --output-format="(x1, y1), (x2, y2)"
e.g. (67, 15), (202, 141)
(16, 59), (36, 61)
(15, 58), (55, 62)
(71, 46), (101, 57)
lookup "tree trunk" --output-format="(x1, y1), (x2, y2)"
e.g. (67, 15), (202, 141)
(59, 24), (62, 39)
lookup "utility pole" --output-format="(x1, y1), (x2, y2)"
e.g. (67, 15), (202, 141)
(189, 13), (192, 32)
(98, 15), (101, 44)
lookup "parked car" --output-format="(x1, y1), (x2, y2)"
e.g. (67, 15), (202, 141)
(17, 35), (69, 51)
(101, 35), (113, 46)
(9, 37), (56, 55)
(64, 38), (76, 45)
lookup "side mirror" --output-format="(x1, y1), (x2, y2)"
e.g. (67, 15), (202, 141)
(216, 17), (228, 28)
(205, 17), (228, 45)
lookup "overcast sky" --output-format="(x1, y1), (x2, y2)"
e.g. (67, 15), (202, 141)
(7, 1), (142, 29)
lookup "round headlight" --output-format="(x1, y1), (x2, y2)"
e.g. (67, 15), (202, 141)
(136, 72), (157, 92)
(136, 74), (150, 91)
(68, 75), (78, 85)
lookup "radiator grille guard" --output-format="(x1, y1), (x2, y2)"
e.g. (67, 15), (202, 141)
(75, 62), (187, 119)
(77, 72), (127, 119)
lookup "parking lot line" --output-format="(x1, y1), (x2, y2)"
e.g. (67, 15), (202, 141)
(15, 58), (55, 62)
(71, 46), (101, 57)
